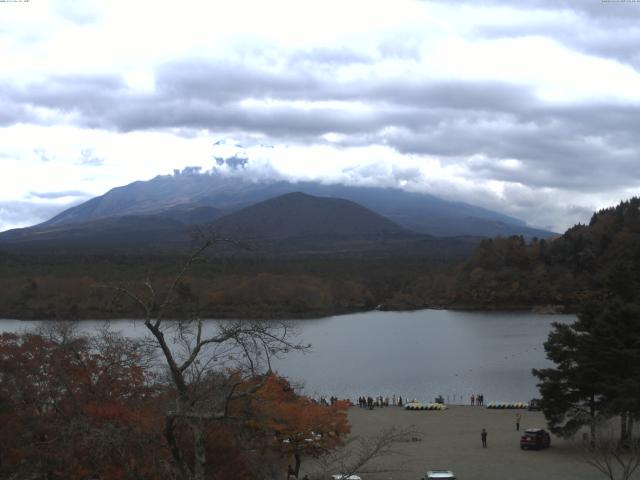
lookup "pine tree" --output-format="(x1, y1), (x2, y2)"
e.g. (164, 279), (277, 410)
(533, 313), (604, 443)
(534, 298), (640, 444)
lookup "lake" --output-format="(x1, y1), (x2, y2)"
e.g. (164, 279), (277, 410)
(0, 309), (572, 404)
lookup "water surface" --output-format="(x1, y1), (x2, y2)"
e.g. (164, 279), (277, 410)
(0, 309), (572, 404)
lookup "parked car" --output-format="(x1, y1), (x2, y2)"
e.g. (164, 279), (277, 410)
(424, 470), (456, 479)
(528, 398), (542, 411)
(331, 475), (362, 480)
(520, 428), (551, 450)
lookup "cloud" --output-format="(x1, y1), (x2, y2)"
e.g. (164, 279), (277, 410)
(4, 60), (637, 231)
(0, 201), (74, 233)
(215, 155), (248, 170)
(456, 0), (640, 69)
(28, 190), (90, 200)
(53, 0), (103, 24)
(33, 148), (53, 163)
(2, 0), (639, 234)
(78, 148), (104, 166)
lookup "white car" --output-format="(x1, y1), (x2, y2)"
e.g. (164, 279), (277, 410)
(331, 475), (362, 480)
(424, 470), (456, 479)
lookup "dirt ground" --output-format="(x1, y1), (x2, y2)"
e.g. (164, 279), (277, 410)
(306, 405), (639, 480)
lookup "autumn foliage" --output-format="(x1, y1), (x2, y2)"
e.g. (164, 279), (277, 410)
(0, 330), (350, 479)
(0, 330), (163, 479)
(250, 375), (351, 477)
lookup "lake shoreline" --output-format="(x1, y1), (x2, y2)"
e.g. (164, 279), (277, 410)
(0, 303), (570, 321)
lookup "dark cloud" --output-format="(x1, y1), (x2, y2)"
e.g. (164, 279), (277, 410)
(431, 0), (640, 21)
(0, 99), (34, 127)
(1, 1), (639, 230)
(28, 190), (90, 200)
(215, 155), (248, 170)
(453, 0), (640, 68)
(3, 59), (639, 200)
(154, 60), (319, 104)
(11, 74), (125, 120)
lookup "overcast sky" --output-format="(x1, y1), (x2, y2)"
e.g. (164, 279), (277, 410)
(1, 0), (639, 233)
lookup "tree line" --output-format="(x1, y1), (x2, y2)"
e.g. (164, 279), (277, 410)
(0, 254), (453, 320)
(449, 197), (640, 310)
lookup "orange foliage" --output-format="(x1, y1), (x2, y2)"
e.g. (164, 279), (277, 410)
(0, 334), (349, 479)
(248, 375), (351, 476)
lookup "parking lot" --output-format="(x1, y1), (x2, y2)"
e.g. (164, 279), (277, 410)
(319, 405), (639, 480)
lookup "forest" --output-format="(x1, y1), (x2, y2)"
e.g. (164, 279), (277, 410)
(2, 198), (640, 320)
(448, 197), (640, 310)
(0, 254), (453, 320)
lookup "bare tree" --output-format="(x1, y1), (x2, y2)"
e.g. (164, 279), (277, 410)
(580, 420), (640, 480)
(310, 426), (419, 480)
(114, 237), (308, 480)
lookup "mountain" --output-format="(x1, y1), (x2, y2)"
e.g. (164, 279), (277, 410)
(0, 192), (479, 258)
(0, 215), (192, 252)
(38, 172), (555, 239)
(212, 192), (406, 239)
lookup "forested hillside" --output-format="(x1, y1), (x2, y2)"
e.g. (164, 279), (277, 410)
(4, 198), (638, 320)
(449, 198), (640, 310)
(0, 254), (453, 320)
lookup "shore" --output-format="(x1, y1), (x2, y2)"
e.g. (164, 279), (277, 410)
(1, 303), (571, 321)
(309, 405), (637, 480)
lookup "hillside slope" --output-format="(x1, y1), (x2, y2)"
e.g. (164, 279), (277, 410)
(0, 192), (478, 258)
(37, 172), (554, 239)
(212, 192), (406, 239)
(448, 197), (640, 310)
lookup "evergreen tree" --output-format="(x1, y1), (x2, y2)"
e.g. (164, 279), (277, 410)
(533, 313), (604, 442)
(534, 298), (640, 444)
(588, 300), (640, 444)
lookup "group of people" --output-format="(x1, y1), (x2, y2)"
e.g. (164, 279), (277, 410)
(357, 394), (404, 409)
(325, 392), (489, 408)
(319, 396), (341, 406)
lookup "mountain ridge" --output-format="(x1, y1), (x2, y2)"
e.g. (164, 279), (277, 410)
(0, 192), (481, 258)
(36, 173), (554, 239)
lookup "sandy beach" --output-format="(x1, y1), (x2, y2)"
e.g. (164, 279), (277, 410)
(311, 405), (639, 480)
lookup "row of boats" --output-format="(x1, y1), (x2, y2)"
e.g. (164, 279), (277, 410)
(405, 401), (529, 410)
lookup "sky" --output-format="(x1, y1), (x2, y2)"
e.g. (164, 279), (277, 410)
(1, 0), (639, 233)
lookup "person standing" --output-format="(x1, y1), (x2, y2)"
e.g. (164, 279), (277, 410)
(481, 428), (488, 448)
(516, 413), (521, 431)
(471, 393), (475, 406)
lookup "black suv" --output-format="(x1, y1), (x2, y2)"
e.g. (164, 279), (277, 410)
(520, 428), (551, 450)
(528, 398), (542, 411)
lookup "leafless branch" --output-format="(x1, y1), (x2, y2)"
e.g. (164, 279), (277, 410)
(579, 422), (640, 480)
(312, 426), (419, 480)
